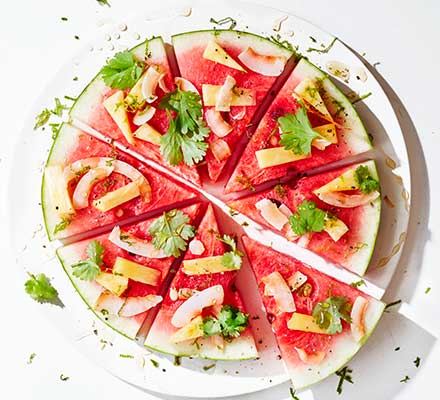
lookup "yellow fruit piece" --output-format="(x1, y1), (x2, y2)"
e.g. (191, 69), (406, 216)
(128, 71), (146, 103)
(324, 215), (349, 242)
(103, 91), (134, 144)
(255, 147), (310, 169)
(287, 313), (330, 334)
(313, 123), (337, 144)
(133, 123), (162, 145)
(92, 181), (140, 212)
(113, 256), (161, 286)
(203, 41), (246, 72)
(95, 272), (128, 296)
(202, 84), (256, 107)
(313, 167), (358, 196)
(182, 255), (240, 275)
(170, 316), (204, 343)
(294, 78), (332, 120)
(44, 165), (75, 218)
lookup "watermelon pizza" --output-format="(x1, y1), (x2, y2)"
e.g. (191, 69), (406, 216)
(56, 204), (201, 340)
(69, 37), (201, 186)
(242, 236), (385, 389)
(225, 58), (372, 193)
(146, 204), (258, 360)
(172, 30), (294, 182)
(228, 161), (381, 275)
(42, 124), (197, 240)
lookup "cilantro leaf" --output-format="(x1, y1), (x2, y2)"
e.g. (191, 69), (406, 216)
(149, 209), (195, 257)
(53, 218), (71, 235)
(202, 305), (249, 339)
(71, 240), (104, 281)
(24, 273), (59, 303)
(289, 200), (326, 236)
(278, 107), (320, 155)
(217, 234), (243, 270)
(312, 296), (352, 334)
(159, 86), (210, 167)
(100, 51), (144, 90)
(354, 165), (380, 194)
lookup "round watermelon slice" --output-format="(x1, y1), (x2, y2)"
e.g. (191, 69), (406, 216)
(145, 204), (258, 360)
(242, 236), (384, 390)
(172, 30), (294, 182)
(42, 124), (197, 241)
(228, 160), (381, 275)
(69, 37), (201, 186)
(56, 204), (201, 340)
(225, 57), (372, 193)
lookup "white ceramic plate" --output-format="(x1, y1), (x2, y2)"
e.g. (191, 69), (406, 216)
(8, 0), (411, 397)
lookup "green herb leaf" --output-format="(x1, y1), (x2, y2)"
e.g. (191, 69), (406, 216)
(202, 305), (249, 340)
(278, 108), (321, 155)
(34, 109), (51, 130)
(149, 209), (195, 257)
(60, 374), (70, 381)
(289, 200), (326, 236)
(289, 388), (300, 400)
(312, 296), (352, 334)
(414, 356), (421, 368)
(268, 34), (294, 52)
(209, 16), (237, 30)
(159, 86), (210, 166)
(384, 299), (402, 311)
(100, 51), (144, 90)
(96, 0), (111, 6)
(217, 234), (243, 270)
(202, 363), (216, 371)
(335, 366), (354, 394)
(71, 240), (104, 281)
(24, 273), (59, 303)
(354, 165), (380, 194)
(307, 37), (337, 54)
(400, 375), (410, 383)
(350, 279), (366, 288)
(27, 352), (37, 365)
(119, 354), (134, 359)
(150, 359), (159, 368)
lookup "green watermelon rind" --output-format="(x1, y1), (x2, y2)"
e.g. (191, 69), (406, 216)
(56, 244), (142, 341)
(292, 57), (372, 153)
(346, 160), (381, 276)
(145, 327), (258, 361)
(69, 37), (164, 123)
(286, 298), (385, 390)
(172, 29), (294, 58)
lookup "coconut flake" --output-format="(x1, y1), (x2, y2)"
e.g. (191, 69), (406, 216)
(295, 348), (326, 365)
(171, 285), (224, 328)
(272, 15), (288, 32)
(142, 66), (161, 103)
(262, 271), (295, 313)
(255, 198), (289, 230)
(119, 295), (163, 317)
(215, 75), (236, 112)
(133, 106), (156, 126)
(351, 296), (369, 342)
(205, 109), (233, 137)
(210, 139), (232, 162)
(317, 191), (380, 208)
(189, 239), (205, 255)
(287, 271), (308, 291)
(238, 47), (286, 77)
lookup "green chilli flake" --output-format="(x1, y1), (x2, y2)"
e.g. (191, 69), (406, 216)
(289, 388), (300, 399)
(400, 375), (410, 383)
(414, 356), (421, 368)
(307, 37), (337, 54)
(202, 363), (216, 371)
(209, 16), (237, 30)
(173, 356), (181, 366)
(350, 279), (366, 288)
(60, 374), (70, 381)
(119, 354), (134, 359)
(150, 359), (159, 368)
(425, 287), (431, 294)
(384, 299), (402, 311)
(351, 92), (372, 104)
(27, 353), (37, 364)
(335, 366), (354, 394)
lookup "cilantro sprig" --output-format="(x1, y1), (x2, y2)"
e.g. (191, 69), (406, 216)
(34, 97), (68, 130)
(71, 240), (104, 281)
(149, 209), (195, 257)
(312, 296), (352, 334)
(159, 86), (210, 166)
(289, 200), (326, 236)
(217, 234), (243, 270)
(202, 305), (249, 340)
(278, 107), (322, 155)
(354, 165), (380, 194)
(100, 51), (145, 90)
(25, 273), (59, 303)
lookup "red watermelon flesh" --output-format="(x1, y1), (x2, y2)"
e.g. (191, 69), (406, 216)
(229, 162), (380, 273)
(57, 204), (200, 335)
(224, 59), (370, 194)
(242, 236), (383, 387)
(172, 31), (293, 182)
(146, 204), (256, 357)
(43, 125), (198, 240)
(70, 38), (201, 186)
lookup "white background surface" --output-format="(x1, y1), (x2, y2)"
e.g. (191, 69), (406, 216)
(1, 0), (439, 399)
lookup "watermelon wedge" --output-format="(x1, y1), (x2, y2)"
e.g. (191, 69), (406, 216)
(229, 161), (381, 275)
(145, 204), (258, 360)
(225, 58), (372, 193)
(242, 236), (384, 390)
(42, 124), (197, 240)
(172, 30), (294, 182)
(69, 37), (201, 186)
(56, 204), (201, 340)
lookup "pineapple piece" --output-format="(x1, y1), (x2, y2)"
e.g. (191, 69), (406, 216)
(113, 257), (161, 286)
(324, 214), (349, 242)
(255, 147), (309, 169)
(133, 123), (162, 145)
(170, 316), (204, 343)
(313, 123), (337, 144)
(92, 181), (140, 212)
(294, 78), (332, 120)
(313, 168), (358, 195)
(287, 313), (330, 334)
(202, 84), (255, 107)
(203, 41), (246, 72)
(44, 165), (75, 218)
(94, 291), (125, 314)
(182, 255), (240, 275)
(103, 91), (134, 144)
(95, 272), (128, 296)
